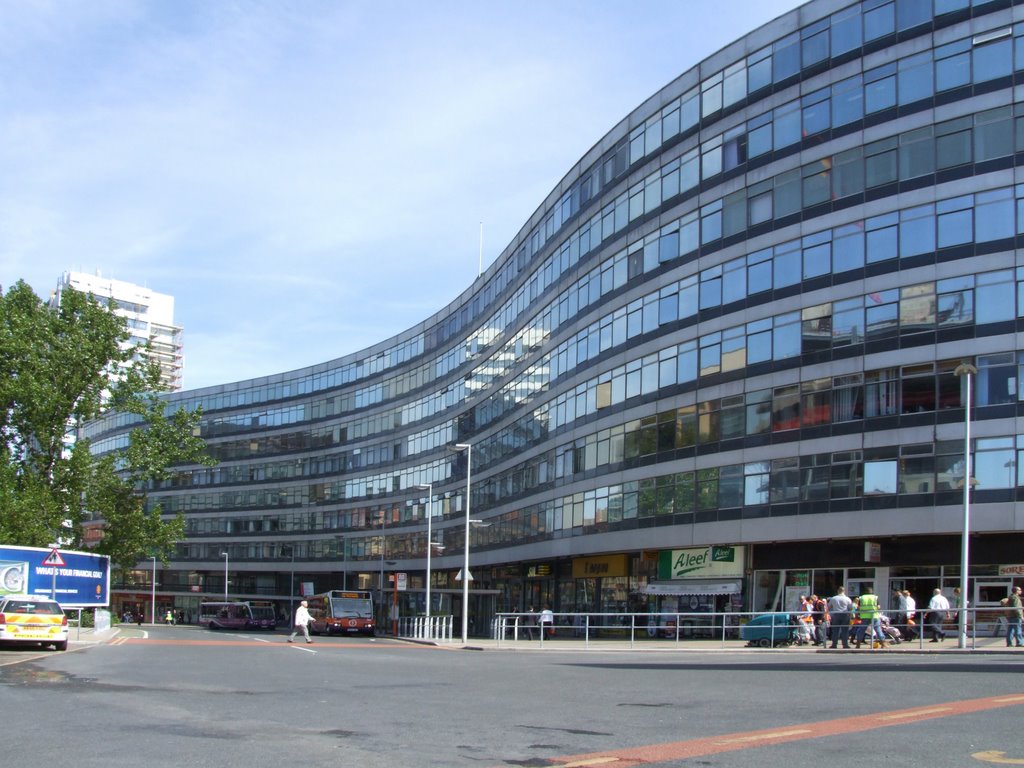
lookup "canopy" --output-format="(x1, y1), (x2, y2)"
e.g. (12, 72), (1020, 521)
(643, 579), (742, 596)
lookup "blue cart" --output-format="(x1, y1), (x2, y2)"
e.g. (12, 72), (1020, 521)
(740, 613), (798, 647)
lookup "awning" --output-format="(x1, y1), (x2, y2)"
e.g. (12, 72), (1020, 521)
(643, 580), (742, 596)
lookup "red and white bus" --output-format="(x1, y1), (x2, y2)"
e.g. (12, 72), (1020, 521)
(199, 601), (278, 630)
(307, 590), (375, 636)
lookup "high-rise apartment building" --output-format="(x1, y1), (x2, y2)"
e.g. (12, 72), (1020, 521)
(55, 271), (183, 391)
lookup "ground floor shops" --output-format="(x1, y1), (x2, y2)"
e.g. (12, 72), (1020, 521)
(110, 533), (1024, 636)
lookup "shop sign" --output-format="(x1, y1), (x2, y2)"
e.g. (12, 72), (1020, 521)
(659, 546), (744, 579)
(864, 541), (881, 563)
(999, 564), (1024, 576)
(572, 554), (629, 578)
(527, 563), (553, 578)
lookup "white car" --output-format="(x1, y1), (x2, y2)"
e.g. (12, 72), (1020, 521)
(0, 595), (69, 651)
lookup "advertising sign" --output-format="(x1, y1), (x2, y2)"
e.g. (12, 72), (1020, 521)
(658, 545), (745, 580)
(0, 545), (109, 607)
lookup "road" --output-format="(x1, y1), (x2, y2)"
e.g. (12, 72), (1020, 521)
(2, 625), (1023, 767)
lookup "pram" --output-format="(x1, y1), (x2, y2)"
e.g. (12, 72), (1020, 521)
(880, 614), (902, 644)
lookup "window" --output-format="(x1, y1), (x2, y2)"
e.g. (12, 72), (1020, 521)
(935, 116), (972, 169)
(976, 270), (1015, 324)
(898, 51), (933, 105)
(977, 353), (1016, 406)
(865, 367), (899, 416)
(865, 137), (898, 188)
(975, 107), (1013, 162)
(899, 126), (934, 179)
(865, 63), (896, 113)
(864, 460), (898, 494)
(973, 33), (1013, 83)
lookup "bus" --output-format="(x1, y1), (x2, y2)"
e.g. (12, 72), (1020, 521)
(199, 601), (278, 630)
(307, 590), (375, 636)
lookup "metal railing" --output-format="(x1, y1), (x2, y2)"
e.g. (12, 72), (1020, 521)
(397, 615), (454, 642)
(485, 608), (1007, 649)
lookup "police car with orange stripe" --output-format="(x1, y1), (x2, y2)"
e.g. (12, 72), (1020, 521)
(0, 594), (68, 651)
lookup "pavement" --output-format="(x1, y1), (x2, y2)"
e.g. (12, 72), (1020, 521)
(65, 624), (1024, 654)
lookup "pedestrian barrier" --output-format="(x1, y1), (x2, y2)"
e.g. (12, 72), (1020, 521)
(480, 608), (1006, 650)
(397, 614), (454, 642)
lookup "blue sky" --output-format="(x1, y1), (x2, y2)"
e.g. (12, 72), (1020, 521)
(1, 0), (798, 391)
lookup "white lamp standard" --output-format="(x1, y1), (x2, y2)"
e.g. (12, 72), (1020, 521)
(150, 556), (157, 626)
(453, 444), (472, 644)
(283, 545), (295, 621)
(415, 483), (433, 620)
(220, 551), (229, 602)
(954, 361), (977, 650)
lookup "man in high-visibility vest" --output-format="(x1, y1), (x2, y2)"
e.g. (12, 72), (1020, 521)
(856, 585), (885, 648)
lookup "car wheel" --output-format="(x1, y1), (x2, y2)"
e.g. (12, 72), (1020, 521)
(757, 637), (771, 648)
(54, 640), (68, 651)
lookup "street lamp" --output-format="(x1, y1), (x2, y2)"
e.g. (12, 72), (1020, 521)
(955, 361), (977, 650)
(338, 536), (348, 591)
(415, 483), (433, 620)
(151, 556), (157, 626)
(453, 443), (472, 644)
(283, 545), (295, 621)
(220, 551), (229, 602)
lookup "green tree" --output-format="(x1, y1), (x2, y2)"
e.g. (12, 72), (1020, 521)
(0, 280), (214, 570)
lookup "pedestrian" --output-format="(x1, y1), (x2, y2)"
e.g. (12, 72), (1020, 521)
(903, 590), (917, 640)
(1001, 586), (1023, 647)
(827, 586), (853, 649)
(164, 610), (174, 625)
(811, 594), (829, 646)
(795, 595), (813, 645)
(136, 610), (144, 627)
(288, 599), (313, 644)
(894, 589), (908, 635)
(539, 605), (554, 638)
(927, 588), (951, 642)
(855, 584), (885, 648)
(953, 587), (968, 630)
(524, 606), (536, 640)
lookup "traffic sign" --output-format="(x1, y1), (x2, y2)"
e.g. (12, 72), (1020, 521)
(43, 549), (66, 567)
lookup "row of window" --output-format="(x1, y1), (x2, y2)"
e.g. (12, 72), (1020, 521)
(170, 429), (1024, 566)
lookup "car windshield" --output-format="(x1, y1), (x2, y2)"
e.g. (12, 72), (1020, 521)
(4, 600), (63, 615)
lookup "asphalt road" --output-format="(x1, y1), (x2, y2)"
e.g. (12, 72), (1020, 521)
(2, 625), (1024, 767)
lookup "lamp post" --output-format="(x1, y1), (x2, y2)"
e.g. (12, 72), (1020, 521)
(283, 545), (295, 622)
(454, 443), (472, 644)
(955, 361), (977, 650)
(150, 556), (157, 626)
(220, 551), (229, 602)
(415, 483), (433, 620)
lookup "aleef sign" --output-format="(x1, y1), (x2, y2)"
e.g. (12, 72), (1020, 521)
(658, 546), (745, 580)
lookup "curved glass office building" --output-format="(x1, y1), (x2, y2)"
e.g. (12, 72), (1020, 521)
(91, 0), (1024, 628)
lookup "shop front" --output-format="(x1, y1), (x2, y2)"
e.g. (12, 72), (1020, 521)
(642, 545), (746, 636)
(750, 535), (1024, 635)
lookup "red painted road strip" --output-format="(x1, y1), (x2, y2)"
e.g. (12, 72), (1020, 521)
(548, 693), (1024, 767)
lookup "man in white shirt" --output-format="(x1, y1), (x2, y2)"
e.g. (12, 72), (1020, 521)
(927, 588), (950, 642)
(288, 599), (314, 644)
(827, 587), (854, 649)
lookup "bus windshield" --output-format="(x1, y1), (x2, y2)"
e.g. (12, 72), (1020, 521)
(331, 595), (372, 619)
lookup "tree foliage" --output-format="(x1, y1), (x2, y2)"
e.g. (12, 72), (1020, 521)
(0, 280), (214, 570)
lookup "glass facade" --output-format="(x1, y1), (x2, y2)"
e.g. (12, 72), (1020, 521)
(93, 0), (1024, 625)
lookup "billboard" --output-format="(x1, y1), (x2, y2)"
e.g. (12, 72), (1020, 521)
(0, 545), (110, 608)
(658, 545), (746, 580)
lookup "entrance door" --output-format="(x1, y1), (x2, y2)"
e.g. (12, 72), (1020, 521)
(975, 581), (1012, 637)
